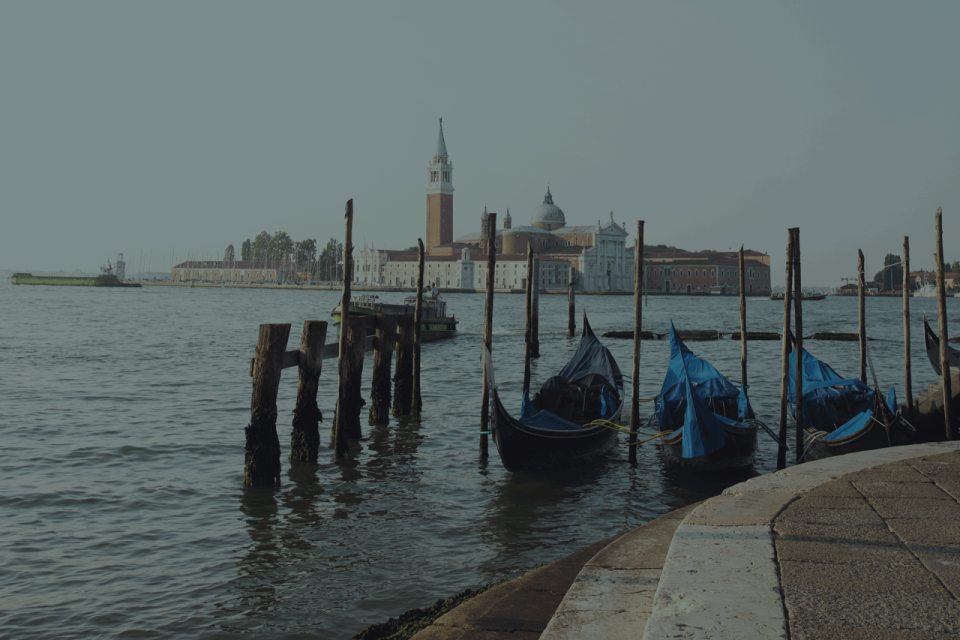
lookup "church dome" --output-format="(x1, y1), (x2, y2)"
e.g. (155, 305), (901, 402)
(531, 187), (565, 227)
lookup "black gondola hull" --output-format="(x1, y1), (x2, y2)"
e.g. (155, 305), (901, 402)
(490, 390), (620, 472)
(659, 425), (758, 472)
(803, 417), (913, 462)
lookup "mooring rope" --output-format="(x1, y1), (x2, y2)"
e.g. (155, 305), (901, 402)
(745, 418), (789, 450)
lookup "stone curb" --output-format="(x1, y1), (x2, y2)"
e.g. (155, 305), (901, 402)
(641, 442), (960, 640)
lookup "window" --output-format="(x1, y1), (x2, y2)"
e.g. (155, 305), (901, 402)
(695, 269), (698, 277)
(687, 270), (691, 276)
(711, 269), (715, 277)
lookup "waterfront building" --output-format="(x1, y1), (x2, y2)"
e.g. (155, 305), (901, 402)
(171, 258), (297, 284)
(641, 249), (772, 294)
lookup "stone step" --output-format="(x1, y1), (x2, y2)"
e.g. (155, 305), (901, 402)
(539, 504), (699, 640)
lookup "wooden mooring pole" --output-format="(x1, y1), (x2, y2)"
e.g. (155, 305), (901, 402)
(935, 208), (956, 439)
(523, 244), (534, 394)
(777, 229), (795, 470)
(794, 229), (804, 463)
(568, 282), (576, 337)
(903, 236), (913, 421)
(531, 255), (540, 358)
(739, 245), (747, 390)
(245, 323), (291, 486)
(334, 199), (356, 458)
(369, 313), (398, 424)
(479, 213), (497, 458)
(290, 320), (327, 463)
(858, 249), (867, 384)
(629, 221), (644, 464)
(392, 313), (415, 416)
(413, 239), (425, 417)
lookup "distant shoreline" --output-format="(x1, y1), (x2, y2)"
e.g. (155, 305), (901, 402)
(138, 282), (783, 296)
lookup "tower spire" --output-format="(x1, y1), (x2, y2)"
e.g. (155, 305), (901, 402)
(436, 118), (448, 158)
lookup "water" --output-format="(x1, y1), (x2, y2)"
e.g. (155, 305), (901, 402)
(1, 282), (955, 639)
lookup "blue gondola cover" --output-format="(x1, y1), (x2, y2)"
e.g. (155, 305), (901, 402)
(656, 322), (752, 458)
(823, 409), (873, 441)
(656, 322), (744, 429)
(788, 348), (874, 431)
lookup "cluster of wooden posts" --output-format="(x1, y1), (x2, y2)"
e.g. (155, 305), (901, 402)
(245, 203), (956, 486)
(244, 200), (426, 487)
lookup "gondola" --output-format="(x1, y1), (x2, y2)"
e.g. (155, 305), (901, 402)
(655, 323), (758, 471)
(489, 313), (624, 472)
(789, 346), (914, 462)
(922, 313), (960, 376)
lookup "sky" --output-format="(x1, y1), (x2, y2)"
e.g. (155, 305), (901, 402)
(1, 2), (958, 285)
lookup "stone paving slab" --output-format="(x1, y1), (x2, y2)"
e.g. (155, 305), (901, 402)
(641, 442), (960, 640)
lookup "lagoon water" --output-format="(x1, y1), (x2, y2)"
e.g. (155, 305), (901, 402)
(1, 282), (955, 639)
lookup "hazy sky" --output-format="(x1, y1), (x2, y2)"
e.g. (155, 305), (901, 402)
(2, 2), (958, 284)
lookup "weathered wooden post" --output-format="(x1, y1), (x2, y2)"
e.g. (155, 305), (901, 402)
(935, 208), (956, 439)
(629, 221), (644, 464)
(246, 323), (291, 486)
(335, 316), (366, 446)
(903, 236), (913, 421)
(413, 239), (425, 417)
(523, 244), (534, 394)
(334, 199), (355, 459)
(567, 281), (576, 337)
(856, 249), (866, 384)
(739, 245), (747, 389)
(794, 229), (804, 463)
(479, 213), (497, 458)
(392, 313), (415, 416)
(531, 255), (540, 358)
(290, 320), (327, 463)
(777, 229), (795, 470)
(369, 313), (398, 424)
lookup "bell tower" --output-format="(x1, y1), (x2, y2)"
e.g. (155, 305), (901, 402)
(426, 119), (454, 254)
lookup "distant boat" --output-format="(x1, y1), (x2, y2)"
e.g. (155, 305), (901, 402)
(9, 258), (141, 288)
(915, 283), (938, 298)
(331, 294), (457, 339)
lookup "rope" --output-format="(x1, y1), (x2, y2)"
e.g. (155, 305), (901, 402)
(629, 430), (674, 446)
(745, 418), (789, 449)
(801, 430), (829, 460)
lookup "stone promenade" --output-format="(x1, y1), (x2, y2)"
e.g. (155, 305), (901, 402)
(411, 441), (960, 640)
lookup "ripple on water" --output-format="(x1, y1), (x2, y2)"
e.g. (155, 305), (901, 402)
(0, 284), (955, 638)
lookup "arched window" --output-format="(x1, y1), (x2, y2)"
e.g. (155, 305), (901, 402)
(711, 269), (715, 277)
(695, 269), (699, 277)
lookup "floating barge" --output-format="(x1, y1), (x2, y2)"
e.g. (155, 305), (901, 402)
(331, 294), (457, 340)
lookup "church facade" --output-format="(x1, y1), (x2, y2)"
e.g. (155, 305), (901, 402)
(351, 121), (769, 294)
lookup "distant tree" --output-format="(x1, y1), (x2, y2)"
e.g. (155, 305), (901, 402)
(270, 231), (294, 259)
(251, 231), (272, 262)
(881, 253), (903, 292)
(295, 238), (317, 270)
(223, 244), (235, 262)
(241, 239), (252, 261)
(318, 238), (343, 281)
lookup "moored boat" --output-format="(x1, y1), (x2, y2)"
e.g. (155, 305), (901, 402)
(655, 323), (758, 471)
(789, 346), (914, 462)
(922, 313), (960, 375)
(331, 294), (457, 340)
(489, 314), (623, 472)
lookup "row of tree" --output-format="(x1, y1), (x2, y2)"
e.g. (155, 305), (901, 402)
(873, 252), (960, 292)
(222, 232), (345, 282)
